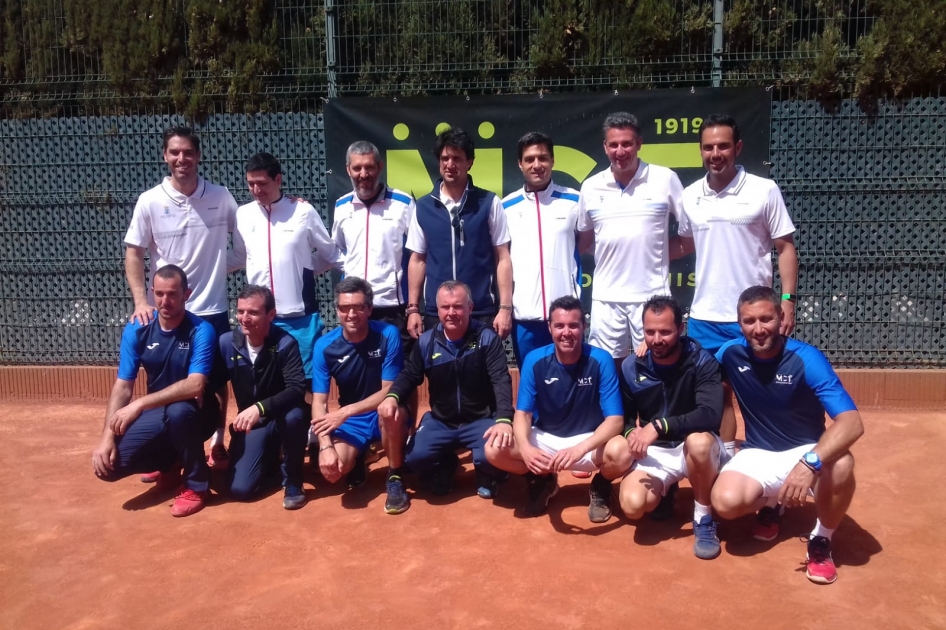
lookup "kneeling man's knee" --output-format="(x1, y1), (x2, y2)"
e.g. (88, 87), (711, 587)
(711, 483), (744, 520)
(603, 436), (631, 471)
(825, 451), (855, 483)
(684, 432), (716, 460)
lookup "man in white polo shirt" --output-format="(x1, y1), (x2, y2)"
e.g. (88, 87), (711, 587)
(124, 126), (238, 470)
(231, 151), (341, 385)
(501, 131), (581, 367)
(678, 114), (798, 454)
(332, 140), (416, 354)
(577, 112), (688, 365)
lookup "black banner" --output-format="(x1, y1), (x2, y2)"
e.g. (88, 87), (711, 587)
(325, 89), (771, 310)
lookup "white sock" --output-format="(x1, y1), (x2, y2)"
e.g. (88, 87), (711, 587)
(693, 501), (712, 522)
(810, 519), (836, 541)
(211, 428), (225, 446)
(723, 441), (736, 457)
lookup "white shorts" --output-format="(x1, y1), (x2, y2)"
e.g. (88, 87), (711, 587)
(588, 300), (646, 359)
(720, 443), (816, 498)
(630, 434), (728, 496)
(529, 429), (599, 472)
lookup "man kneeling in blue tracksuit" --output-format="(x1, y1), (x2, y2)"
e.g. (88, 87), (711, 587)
(378, 280), (514, 499)
(219, 285), (309, 510)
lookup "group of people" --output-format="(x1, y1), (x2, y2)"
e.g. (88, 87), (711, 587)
(91, 113), (864, 586)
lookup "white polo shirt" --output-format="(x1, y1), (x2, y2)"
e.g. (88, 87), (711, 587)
(332, 186), (415, 308)
(124, 177), (237, 316)
(679, 166), (796, 322)
(502, 182), (581, 321)
(577, 161), (683, 303)
(232, 196), (340, 316)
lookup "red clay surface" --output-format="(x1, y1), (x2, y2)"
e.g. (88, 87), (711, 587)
(1, 403), (943, 630)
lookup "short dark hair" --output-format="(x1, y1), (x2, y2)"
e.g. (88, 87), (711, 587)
(434, 127), (475, 161)
(437, 280), (472, 305)
(699, 114), (741, 144)
(238, 284), (276, 312)
(643, 295), (683, 327)
(737, 286), (781, 313)
(153, 264), (188, 292)
(517, 132), (554, 161)
(334, 276), (374, 307)
(162, 126), (200, 154)
(603, 112), (642, 139)
(548, 295), (584, 321)
(246, 152), (282, 179)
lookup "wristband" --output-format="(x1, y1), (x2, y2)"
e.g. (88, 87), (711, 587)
(499, 304), (513, 311)
(385, 393), (400, 402)
(799, 458), (820, 474)
(781, 293), (797, 302)
(319, 445), (335, 452)
(495, 418), (512, 425)
(407, 303), (420, 308)
(624, 427), (637, 438)
(255, 401), (265, 416)
(405, 306), (420, 315)
(652, 418), (669, 435)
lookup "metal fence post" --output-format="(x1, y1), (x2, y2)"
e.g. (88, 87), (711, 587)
(325, 0), (338, 98)
(712, 0), (724, 87)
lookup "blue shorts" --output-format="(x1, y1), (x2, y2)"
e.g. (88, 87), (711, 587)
(332, 411), (381, 452)
(512, 319), (553, 368)
(686, 318), (743, 355)
(274, 312), (324, 380)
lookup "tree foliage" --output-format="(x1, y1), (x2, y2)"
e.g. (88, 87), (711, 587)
(0, 0), (943, 118)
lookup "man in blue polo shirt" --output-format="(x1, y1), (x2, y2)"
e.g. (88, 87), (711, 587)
(485, 296), (624, 518)
(311, 276), (409, 514)
(92, 265), (218, 517)
(712, 286), (865, 585)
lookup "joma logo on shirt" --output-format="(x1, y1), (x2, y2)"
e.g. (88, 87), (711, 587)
(577, 377), (593, 386)
(775, 373), (793, 385)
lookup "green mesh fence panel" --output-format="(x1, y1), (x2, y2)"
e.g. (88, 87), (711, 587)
(0, 112), (333, 364)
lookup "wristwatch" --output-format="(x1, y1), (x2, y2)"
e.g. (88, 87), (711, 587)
(801, 451), (822, 473)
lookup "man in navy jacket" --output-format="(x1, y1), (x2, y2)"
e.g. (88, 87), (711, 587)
(379, 281), (514, 499)
(219, 285), (309, 510)
(404, 127), (513, 341)
(604, 295), (726, 559)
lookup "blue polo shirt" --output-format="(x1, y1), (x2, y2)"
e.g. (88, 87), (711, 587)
(117, 311), (215, 393)
(716, 337), (857, 451)
(312, 320), (403, 406)
(517, 343), (623, 437)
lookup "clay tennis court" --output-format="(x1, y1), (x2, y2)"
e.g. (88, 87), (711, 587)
(1, 402), (942, 629)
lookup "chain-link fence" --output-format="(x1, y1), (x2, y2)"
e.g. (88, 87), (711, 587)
(0, 1), (943, 367)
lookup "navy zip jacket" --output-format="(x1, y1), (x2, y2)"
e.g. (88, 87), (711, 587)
(620, 336), (723, 448)
(388, 319), (513, 427)
(414, 178), (500, 317)
(219, 326), (307, 422)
